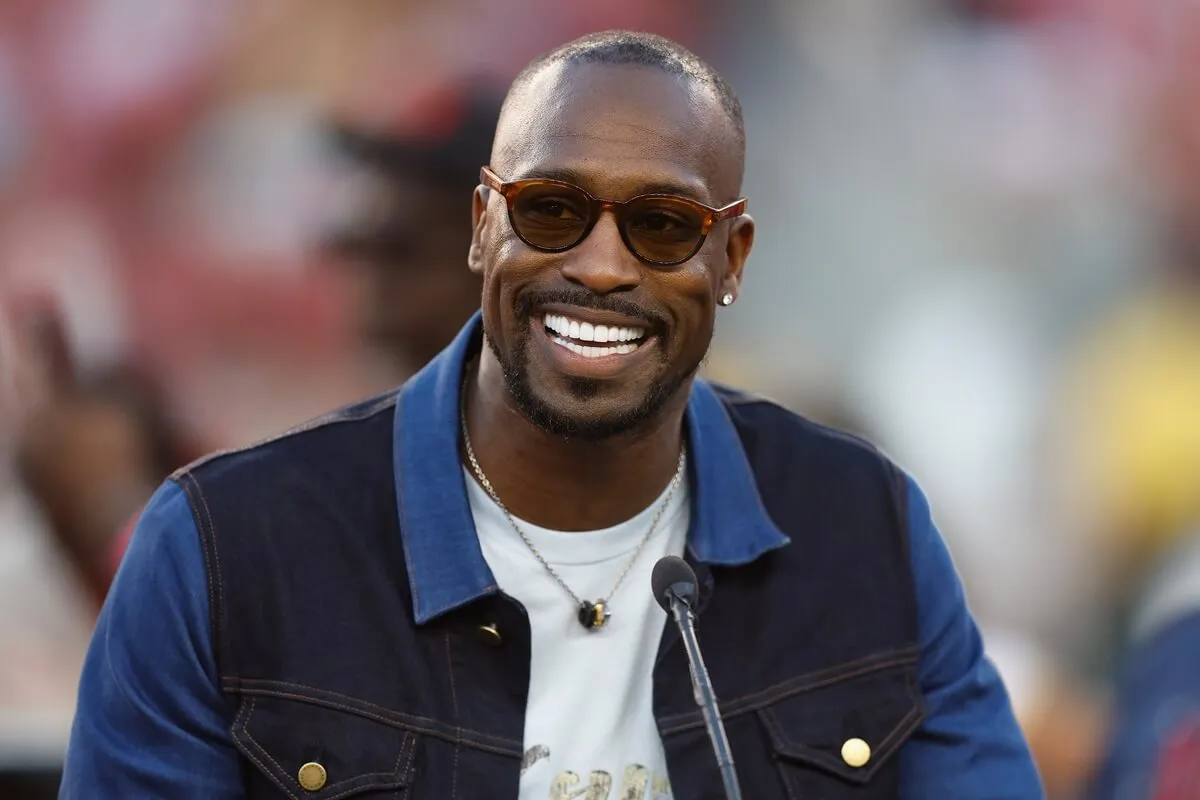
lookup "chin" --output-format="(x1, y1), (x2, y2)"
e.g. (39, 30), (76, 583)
(517, 368), (690, 442)
(489, 327), (695, 441)
(522, 383), (656, 441)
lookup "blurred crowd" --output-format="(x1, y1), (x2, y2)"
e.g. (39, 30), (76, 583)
(1, 0), (1199, 797)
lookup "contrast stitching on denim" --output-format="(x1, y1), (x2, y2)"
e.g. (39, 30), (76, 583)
(236, 697), (413, 799)
(445, 631), (460, 800)
(675, 648), (917, 721)
(757, 710), (848, 776)
(758, 690), (923, 782)
(187, 473), (229, 673)
(224, 677), (523, 750)
(325, 777), (409, 800)
(241, 698), (292, 781)
(759, 709), (840, 777)
(658, 649), (919, 734)
(226, 678), (475, 732)
(176, 475), (218, 665)
(232, 698), (301, 800)
(235, 741), (297, 800)
(402, 731), (417, 786)
(390, 731), (412, 800)
(863, 703), (924, 779)
(223, 684), (523, 756)
(189, 476), (226, 661)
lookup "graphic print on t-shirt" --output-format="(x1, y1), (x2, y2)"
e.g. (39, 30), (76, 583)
(466, 467), (689, 800)
(523, 749), (671, 800)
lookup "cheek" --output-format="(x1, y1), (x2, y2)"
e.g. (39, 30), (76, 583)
(657, 264), (719, 363)
(657, 261), (719, 329)
(479, 236), (543, 344)
(481, 238), (525, 292)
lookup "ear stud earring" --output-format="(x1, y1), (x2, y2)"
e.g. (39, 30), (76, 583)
(720, 293), (734, 306)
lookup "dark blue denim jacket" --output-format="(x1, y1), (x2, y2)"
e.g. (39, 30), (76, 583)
(61, 314), (1042, 799)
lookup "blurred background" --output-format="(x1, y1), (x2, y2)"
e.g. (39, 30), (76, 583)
(1, 0), (1199, 797)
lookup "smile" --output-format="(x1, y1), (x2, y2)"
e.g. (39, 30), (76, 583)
(543, 313), (648, 359)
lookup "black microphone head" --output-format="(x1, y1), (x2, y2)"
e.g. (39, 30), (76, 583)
(651, 556), (699, 611)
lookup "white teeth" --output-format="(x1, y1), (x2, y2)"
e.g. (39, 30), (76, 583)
(551, 338), (639, 358)
(542, 313), (646, 346)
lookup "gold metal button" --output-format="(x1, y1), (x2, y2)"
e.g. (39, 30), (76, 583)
(298, 761), (327, 792)
(478, 623), (502, 646)
(841, 737), (871, 768)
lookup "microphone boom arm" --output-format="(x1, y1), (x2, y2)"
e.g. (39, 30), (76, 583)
(666, 591), (743, 800)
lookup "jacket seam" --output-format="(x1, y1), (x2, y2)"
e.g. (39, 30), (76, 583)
(224, 681), (524, 757)
(658, 647), (919, 734)
(176, 472), (225, 676)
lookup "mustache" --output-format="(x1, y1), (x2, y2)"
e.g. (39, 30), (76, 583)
(515, 287), (666, 331)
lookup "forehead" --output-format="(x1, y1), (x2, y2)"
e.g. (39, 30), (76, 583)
(492, 62), (736, 203)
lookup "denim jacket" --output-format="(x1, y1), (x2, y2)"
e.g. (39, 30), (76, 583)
(61, 314), (1043, 799)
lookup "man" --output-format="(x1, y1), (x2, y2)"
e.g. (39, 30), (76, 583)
(62, 31), (1043, 798)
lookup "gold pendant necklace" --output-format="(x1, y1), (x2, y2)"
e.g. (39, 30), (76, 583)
(460, 383), (685, 631)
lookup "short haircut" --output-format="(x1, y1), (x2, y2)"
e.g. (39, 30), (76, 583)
(505, 30), (745, 155)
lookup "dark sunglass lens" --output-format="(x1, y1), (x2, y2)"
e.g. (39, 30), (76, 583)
(511, 183), (591, 249)
(625, 198), (706, 264)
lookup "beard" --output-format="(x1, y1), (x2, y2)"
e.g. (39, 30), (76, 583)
(486, 289), (705, 441)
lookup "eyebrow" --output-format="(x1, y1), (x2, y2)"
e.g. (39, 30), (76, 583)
(520, 166), (710, 203)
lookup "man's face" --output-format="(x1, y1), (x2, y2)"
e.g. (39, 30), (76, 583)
(470, 63), (752, 440)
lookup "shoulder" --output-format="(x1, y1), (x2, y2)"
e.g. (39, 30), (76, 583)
(708, 382), (892, 459)
(706, 381), (906, 498)
(173, 390), (399, 490)
(65, 481), (244, 796)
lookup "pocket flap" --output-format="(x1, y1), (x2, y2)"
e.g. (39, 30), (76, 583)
(233, 694), (417, 799)
(758, 665), (925, 785)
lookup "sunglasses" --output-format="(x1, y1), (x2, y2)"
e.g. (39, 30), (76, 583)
(480, 166), (747, 267)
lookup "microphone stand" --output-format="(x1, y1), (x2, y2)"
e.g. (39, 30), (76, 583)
(666, 591), (743, 800)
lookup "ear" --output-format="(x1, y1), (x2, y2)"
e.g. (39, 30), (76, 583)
(468, 186), (490, 275)
(719, 213), (754, 303)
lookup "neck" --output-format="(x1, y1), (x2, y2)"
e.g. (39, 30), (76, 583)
(462, 351), (688, 532)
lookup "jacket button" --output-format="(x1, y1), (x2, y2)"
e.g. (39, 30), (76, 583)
(478, 623), (503, 646)
(298, 761), (327, 791)
(841, 738), (871, 768)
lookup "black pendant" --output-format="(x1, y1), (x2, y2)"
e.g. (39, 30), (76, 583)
(577, 600), (609, 630)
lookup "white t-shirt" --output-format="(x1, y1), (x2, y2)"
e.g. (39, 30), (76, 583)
(465, 467), (690, 800)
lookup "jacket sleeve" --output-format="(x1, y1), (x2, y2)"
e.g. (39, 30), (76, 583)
(60, 480), (243, 798)
(899, 475), (1045, 798)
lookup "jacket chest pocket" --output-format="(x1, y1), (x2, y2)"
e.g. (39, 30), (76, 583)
(757, 664), (925, 799)
(232, 694), (418, 799)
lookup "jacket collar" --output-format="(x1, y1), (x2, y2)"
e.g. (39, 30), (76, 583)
(394, 312), (790, 624)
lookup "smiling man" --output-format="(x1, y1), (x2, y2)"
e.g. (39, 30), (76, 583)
(61, 31), (1044, 799)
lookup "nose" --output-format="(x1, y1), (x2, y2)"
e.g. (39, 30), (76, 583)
(558, 210), (641, 294)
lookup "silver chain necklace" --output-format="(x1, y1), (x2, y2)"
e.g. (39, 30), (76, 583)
(460, 388), (686, 631)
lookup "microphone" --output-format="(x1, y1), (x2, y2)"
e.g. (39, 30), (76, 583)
(651, 556), (743, 800)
